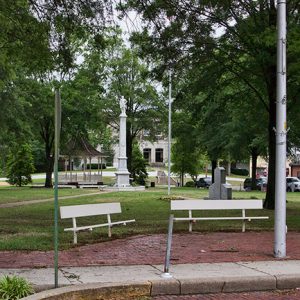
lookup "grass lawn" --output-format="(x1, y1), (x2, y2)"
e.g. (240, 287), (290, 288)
(0, 187), (299, 251)
(0, 186), (97, 204)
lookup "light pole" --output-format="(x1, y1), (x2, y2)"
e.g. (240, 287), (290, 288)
(168, 69), (172, 195)
(54, 88), (61, 287)
(274, 0), (287, 258)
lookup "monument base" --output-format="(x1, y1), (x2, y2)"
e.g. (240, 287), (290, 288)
(115, 170), (131, 187)
(104, 185), (146, 192)
(111, 170), (145, 191)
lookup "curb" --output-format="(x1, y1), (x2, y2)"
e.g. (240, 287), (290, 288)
(22, 282), (152, 300)
(22, 274), (300, 300)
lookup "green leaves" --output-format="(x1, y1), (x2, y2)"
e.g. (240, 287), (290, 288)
(5, 144), (35, 187)
(0, 275), (34, 300)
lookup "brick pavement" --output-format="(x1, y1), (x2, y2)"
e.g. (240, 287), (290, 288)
(1, 231), (300, 268)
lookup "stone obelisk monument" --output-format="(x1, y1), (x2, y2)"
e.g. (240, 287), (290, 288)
(115, 96), (131, 187)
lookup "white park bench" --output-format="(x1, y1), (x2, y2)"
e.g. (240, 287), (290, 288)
(171, 199), (269, 232)
(60, 203), (135, 244)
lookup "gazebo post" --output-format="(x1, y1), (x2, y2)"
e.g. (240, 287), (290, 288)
(89, 156), (92, 182)
(70, 157), (73, 182)
(100, 157), (103, 181)
(83, 157), (87, 181)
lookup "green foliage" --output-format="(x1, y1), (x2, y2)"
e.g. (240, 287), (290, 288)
(86, 163), (106, 170)
(94, 43), (167, 173)
(0, 275), (34, 300)
(185, 181), (195, 187)
(131, 142), (148, 185)
(171, 111), (208, 183)
(5, 144), (35, 187)
(231, 168), (249, 176)
(127, 1), (300, 208)
(31, 140), (47, 173)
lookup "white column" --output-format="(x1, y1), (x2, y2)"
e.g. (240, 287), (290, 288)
(274, 0), (287, 258)
(168, 70), (172, 195)
(115, 103), (130, 187)
(118, 115), (128, 171)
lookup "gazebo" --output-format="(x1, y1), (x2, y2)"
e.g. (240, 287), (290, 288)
(60, 135), (107, 185)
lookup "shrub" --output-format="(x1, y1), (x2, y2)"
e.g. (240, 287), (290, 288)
(231, 168), (249, 176)
(86, 163), (106, 170)
(131, 142), (148, 185)
(0, 275), (34, 300)
(185, 181), (195, 187)
(5, 144), (35, 187)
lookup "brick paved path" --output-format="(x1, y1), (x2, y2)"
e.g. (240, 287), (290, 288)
(1, 231), (300, 268)
(152, 289), (300, 299)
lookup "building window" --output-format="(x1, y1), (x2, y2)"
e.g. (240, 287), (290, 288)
(143, 148), (151, 163)
(143, 130), (150, 137)
(155, 148), (163, 163)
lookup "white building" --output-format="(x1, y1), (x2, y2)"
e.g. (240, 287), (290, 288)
(113, 130), (169, 168)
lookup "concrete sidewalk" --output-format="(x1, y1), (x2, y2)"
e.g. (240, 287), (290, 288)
(2, 260), (300, 299)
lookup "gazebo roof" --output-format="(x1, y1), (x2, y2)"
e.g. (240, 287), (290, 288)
(62, 135), (106, 158)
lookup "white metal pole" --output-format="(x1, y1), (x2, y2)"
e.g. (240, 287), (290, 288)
(168, 69), (172, 195)
(274, 0), (287, 258)
(54, 88), (61, 288)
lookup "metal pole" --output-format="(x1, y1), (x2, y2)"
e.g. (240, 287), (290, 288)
(168, 69), (172, 195)
(274, 0), (287, 258)
(162, 214), (174, 278)
(54, 88), (61, 287)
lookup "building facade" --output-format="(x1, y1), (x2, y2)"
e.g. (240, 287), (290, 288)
(113, 137), (169, 168)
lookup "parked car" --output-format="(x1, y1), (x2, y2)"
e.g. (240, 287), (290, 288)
(243, 177), (267, 191)
(286, 177), (300, 192)
(195, 177), (212, 188)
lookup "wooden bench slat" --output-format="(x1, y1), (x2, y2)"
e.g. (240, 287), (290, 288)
(171, 200), (264, 210)
(60, 203), (121, 219)
(174, 216), (269, 221)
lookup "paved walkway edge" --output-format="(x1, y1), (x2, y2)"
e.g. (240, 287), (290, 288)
(3, 261), (300, 299)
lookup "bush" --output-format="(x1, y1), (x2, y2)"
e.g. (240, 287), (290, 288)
(185, 181), (195, 187)
(6, 144), (35, 187)
(231, 168), (249, 176)
(0, 275), (34, 300)
(131, 142), (148, 185)
(86, 163), (106, 170)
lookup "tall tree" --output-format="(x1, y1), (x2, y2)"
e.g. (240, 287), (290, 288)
(125, 0), (300, 208)
(0, 0), (118, 183)
(100, 46), (167, 174)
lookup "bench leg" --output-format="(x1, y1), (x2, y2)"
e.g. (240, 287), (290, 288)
(242, 209), (246, 232)
(74, 231), (78, 244)
(189, 210), (193, 232)
(72, 218), (78, 244)
(242, 221), (246, 233)
(107, 214), (112, 237)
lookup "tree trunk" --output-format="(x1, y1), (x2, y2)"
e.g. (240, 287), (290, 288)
(45, 143), (54, 188)
(211, 160), (217, 183)
(181, 167), (185, 186)
(264, 66), (277, 209)
(263, 2), (277, 209)
(251, 147), (258, 190)
(126, 121), (133, 174)
(264, 94), (276, 209)
(42, 124), (54, 188)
